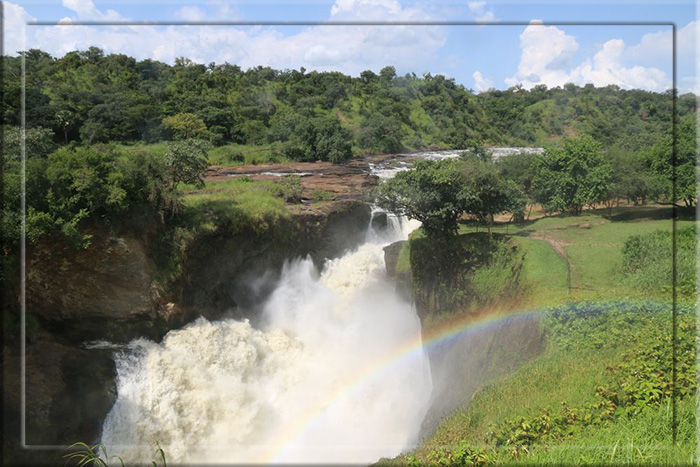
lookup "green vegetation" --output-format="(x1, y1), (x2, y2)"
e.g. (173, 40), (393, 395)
(622, 226), (696, 296)
(64, 442), (166, 467)
(532, 137), (611, 215)
(386, 302), (696, 466)
(405, 231), (525, 318)
(163, 139), (210, 188)
(384, 197), (696, 466)
(4, 48), (696, 159)
(376, 157), (524, 238)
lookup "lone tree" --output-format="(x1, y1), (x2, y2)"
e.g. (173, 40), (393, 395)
(376, 157), (525, 239)
(163, 139), (210, 188)
(532, 137), (611, 215)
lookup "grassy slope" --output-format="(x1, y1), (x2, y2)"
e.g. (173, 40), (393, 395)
(386, 206), (697, 466)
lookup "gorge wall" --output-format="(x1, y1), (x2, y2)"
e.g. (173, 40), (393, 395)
(3, 199), (371, 464)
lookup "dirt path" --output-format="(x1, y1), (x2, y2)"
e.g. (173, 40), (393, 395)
(530, 231), (578, 295)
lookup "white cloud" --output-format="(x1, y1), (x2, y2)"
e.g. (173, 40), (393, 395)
(472, 71), (493, 92)
(505, 21), (579, 88)
(679, 76), (700, 94)
(570, 39), (670, 91)
(61, 0), (122, 21)
(3, 2), (35, 56)
(208, 0), (239, 20)
(506, 22), (672, 92)
(629, 20), (696, 64)
(468, 1), (496, 24)
(174, 6), (207, 22)
(12, 0), (446, 77)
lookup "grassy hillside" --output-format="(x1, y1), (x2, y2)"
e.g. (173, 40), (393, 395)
(384, 205), (696, 466)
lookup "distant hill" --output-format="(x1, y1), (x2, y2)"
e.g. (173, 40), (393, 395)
(2, 48), (696, 153)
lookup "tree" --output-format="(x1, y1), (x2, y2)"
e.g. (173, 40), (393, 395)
(532, 137), (612, 215)
(645, 119), (697, 206)
(461, 158), (526, 236)
(162, 113), (208, 140)
(376, 158), (524, 239)
(282, 116), (353, 163)
(358, 114), (404, 154)
(376, 159), (469, 238)
(496, 151), (538, 218)
(163, 139), (210, 188)
(55, 110), (75, 142)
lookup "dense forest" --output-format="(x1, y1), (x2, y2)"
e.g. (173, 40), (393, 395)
(1, 47), (697, 252)
(3, 47), (697, 153)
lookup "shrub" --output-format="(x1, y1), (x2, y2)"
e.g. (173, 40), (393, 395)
(279, 174), (303, 202)
(621, 227), (696, 296)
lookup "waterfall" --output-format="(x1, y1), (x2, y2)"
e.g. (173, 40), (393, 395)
(101, 167), (430, 464)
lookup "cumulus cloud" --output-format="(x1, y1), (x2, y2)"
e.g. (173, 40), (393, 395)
(629, 21), (696, 64)
(61, 0), (122, 21)
(505, 21), (579, 88)
(468, 1), (496, 24)
(3, 2), (35, 56)
(472, 71), (493, 92)
(8, 0), (446, 77)
(506, 22), (672, 92)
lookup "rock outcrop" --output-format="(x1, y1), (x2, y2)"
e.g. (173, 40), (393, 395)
(26, 232), (175, 344)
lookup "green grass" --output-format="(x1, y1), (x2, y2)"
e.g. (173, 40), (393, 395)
(386, 302), (696, 466)
(389, 206), (698, 466)
(207, 143), (291, 167)
(116, 141), (291, 167)
(182, 178), (289, 233)
(512, 236), (569, 305)
(455, 206), (696, 303)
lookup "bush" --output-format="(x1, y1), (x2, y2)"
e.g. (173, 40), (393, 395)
(279, 174), (303, 202)
(621, 227), (696, 296)
(225, 150), (245, 163)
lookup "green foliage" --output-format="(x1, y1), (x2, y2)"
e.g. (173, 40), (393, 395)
(377, 158), (525, 238)
(279, 174), (303, 202)
(2, 125), (56, 160)
(409, 234), (524, 315)
(410, 301), (696, 465)
(461, 157), (526, 234)
(64, 441), (167, 467)
(645, 119), (698, 206)
(162, 113), (208, 140)
(311, 189), (335, 203)
(4, 48), (694, 162)
(283, 115), (353, 163)
(2, 141), (182, 248)
(606, 148), (664, 206)
(621, 226), (696, 296)
(358, 114), (404, 154)
(163, 139), (210, 188)
(376, 159), (469, 238)
(532, 137), (612, 215)
(496, 151), (538, 200)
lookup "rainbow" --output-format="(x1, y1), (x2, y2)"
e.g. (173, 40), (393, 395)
(259, 308), (542, 463)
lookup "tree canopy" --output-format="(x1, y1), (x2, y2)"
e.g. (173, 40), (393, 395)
(376, 157), (525, 238)
(532, 137), (612, 215)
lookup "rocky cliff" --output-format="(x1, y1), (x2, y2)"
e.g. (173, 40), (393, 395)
(3, 196), (371, 463)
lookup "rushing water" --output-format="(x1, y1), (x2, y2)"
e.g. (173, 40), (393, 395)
(101, 160), (432, 464)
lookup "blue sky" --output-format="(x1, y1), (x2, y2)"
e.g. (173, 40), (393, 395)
(4, 0), (698, 93)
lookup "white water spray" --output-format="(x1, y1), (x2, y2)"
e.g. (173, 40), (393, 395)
(101, 162), (429, 464)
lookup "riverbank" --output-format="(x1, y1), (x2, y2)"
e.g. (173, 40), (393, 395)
(378, 204), (696, 465)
